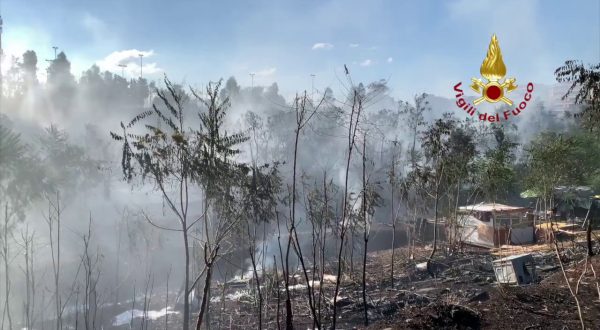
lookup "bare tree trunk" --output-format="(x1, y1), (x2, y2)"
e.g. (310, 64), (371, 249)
(452, 181), (461, 251)
(332, 90), (362, 329)
(30, 231), (36, 330)
(283, 218), (294, 329)
(74, 286), (80, 330)
(130, 283), (136, 329)
(46, 192), (62, 330)
(142, 273), (155, 330)
(56, 193), (61, 330)
(554, 239), (585, 329)
(274, 256), (281, 330)
(195, 246), (219, 330)
(275, 210), (292, 330)
(20, 227), (35, 330)
(41, 290), (45, 330)
(361, 137), (369, 327)
(317, 174), (329, 327)
(115, 210), (125, 306)
(82, 215), (101, 330)
(247, 221), (263, 330)
(165, 265), (171, 330)
(350, 228), (355, 275)
(218, 272), (227, 330)
(290, 228), (320, 328)
(183, 226), (191, 330)
(411, 203), (419, 259)
(389, 149), (396, 286)
(426, 165), (443, 277)
(584, 203), (594, 256)
(2, 205), (12, 330)
(284, 93), (321, 329)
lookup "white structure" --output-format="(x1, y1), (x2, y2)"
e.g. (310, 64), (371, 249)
(455, 203), (535, 248)
(493, 253), (536, 285)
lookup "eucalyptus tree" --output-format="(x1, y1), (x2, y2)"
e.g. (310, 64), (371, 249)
(331, 84), (364, 329)
(555, 60), (600, 133)
(239, 162), (281, 330)
(475, 126), (518, 204)
(523, 133), (583, 236)
(111, 76), (200, 330)
(469, 125), (518, 247)
(386, 140), (402, 284)
(400, 93), (430, 167)
(414, 114), (457, 276)
(0, 122), (43, 330)
(359, 134), (383, 326)
(191, 79), (250, 330)
(281, 92), (325, 329)
(444, 122), (477, 248)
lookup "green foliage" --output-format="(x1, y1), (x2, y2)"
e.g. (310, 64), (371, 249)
(47, 52), (75, 85)
(0, 123), (43, 220)
(111, 76), (251, 218)
(523, 132), (582, 199)
(400, 93), (430, 165)
(21, 50), (38, 87)
(240, 163), (282, 224)
(362, 178), (384, 219)
(408, 114), (459, 210)
(523, 131), (600, 193)
(445, 123), (477, 184)
(0, 117), (100, 222)
(192, 79), (250, 200)
(38, 125), (101, 194)
(555, 60), (600, 133)
(570, 132), (600, 190)
(304, 176), (338, 229)
(416, 114), (458, 186)
(422, 114), (456, 163)
(111, 77), (194, 187)
(474, 125), (518, 202)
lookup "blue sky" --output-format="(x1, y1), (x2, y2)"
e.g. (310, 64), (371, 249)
(2, 0), (599, 100)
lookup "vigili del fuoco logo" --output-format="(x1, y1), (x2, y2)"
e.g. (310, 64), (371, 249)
(453, 34), (534, 123)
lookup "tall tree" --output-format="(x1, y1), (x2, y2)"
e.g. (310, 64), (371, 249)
(359, 134), (382, 326)
(112, 76), (199, 330)
(21, 50), (38, 89)
(400, 93), (429, 166)
(523, 132), (591, 250)
(240, 162), (281, 330)
(47, 52), (76, 112)
(475, 126), (517, 203)
(38, 125), (101, 195)
(445, 123), (477, 247)
(555, 60), (600, 133)
(416, 115), (457, 276)
(332, 83), (365, 329)
(0, 121), (43, 330)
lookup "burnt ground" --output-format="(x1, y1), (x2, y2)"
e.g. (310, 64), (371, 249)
(82, 237), (600, 329)
(370, 260), (600, 330)
(204, 239), (600, 330)
(364, 243), (600, 330)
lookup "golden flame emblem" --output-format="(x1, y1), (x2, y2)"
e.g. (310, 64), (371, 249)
(471, 34), (517, 105)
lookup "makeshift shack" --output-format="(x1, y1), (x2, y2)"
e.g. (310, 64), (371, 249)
(521, 187), (600, 242)
(455, 202), (534, 248)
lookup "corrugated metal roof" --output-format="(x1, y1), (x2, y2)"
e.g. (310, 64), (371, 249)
(493, 253), (533, 263)
(458, 202), (528, 213)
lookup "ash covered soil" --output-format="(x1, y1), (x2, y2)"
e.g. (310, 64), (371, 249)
(368, 247), (600, 330)
(207, 242), (600, 330)
(104, 240), (600, 329)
